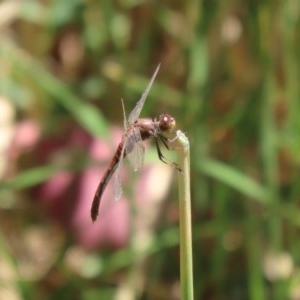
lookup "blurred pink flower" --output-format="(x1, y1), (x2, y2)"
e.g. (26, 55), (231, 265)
(12, 120), (174, 250)
(8, 120), (41, 160)
(72, 127), (130, 250)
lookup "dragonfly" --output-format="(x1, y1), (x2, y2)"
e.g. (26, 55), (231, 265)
(91, 64), (180, 222)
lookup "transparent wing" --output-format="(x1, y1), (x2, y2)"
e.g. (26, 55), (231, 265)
(120, 98), (128, 130)
(113, 139), (127, 200)
(128, 64), (161, 124)
(113, 63), (160, 199)
(126, 128), (145, 171)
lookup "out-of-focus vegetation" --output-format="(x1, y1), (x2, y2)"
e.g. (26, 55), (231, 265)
(0, 0), (300, 299)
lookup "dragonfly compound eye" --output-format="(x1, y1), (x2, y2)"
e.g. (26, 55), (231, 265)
(159, 113), (176, 131)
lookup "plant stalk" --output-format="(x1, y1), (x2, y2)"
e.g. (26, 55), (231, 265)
(174, 130), (194, 300)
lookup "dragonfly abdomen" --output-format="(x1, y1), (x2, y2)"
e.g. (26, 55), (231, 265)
(91, 142), (124, 221)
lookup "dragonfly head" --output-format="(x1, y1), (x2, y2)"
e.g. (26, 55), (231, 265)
(158, 113), (176, 132)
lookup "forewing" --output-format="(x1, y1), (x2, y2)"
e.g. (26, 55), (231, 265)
(126, 128), (145, 171)
(120, 98), (128, 130)
(128, 64), (160, 124)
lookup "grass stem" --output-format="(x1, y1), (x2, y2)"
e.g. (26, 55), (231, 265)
(174, 130), (194, 300)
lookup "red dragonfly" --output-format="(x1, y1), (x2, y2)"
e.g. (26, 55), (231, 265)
(91, 64), (180, 222)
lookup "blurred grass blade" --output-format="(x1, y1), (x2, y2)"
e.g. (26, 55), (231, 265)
(0, 165), (63, 190)
(0, 37), (108, 137)
(198, 158), (270, 205)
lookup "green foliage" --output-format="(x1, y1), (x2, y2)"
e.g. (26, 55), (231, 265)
(0, 0), (300, 299)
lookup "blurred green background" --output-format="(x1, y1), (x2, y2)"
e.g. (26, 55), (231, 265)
(1, 0), (300, 299)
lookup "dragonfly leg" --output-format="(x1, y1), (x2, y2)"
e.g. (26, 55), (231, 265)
(155, 137), (182, 172)
(159, 134), (179, 151)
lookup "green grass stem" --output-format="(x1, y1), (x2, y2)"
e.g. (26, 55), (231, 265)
(174, 130), (194, 300)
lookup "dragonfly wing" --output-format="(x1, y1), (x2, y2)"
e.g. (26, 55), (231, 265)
(120, 98), (128, 130)
(113, 138), (127, 200)
(128, 64), (160, 124)
(126, 128), (145, 171)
